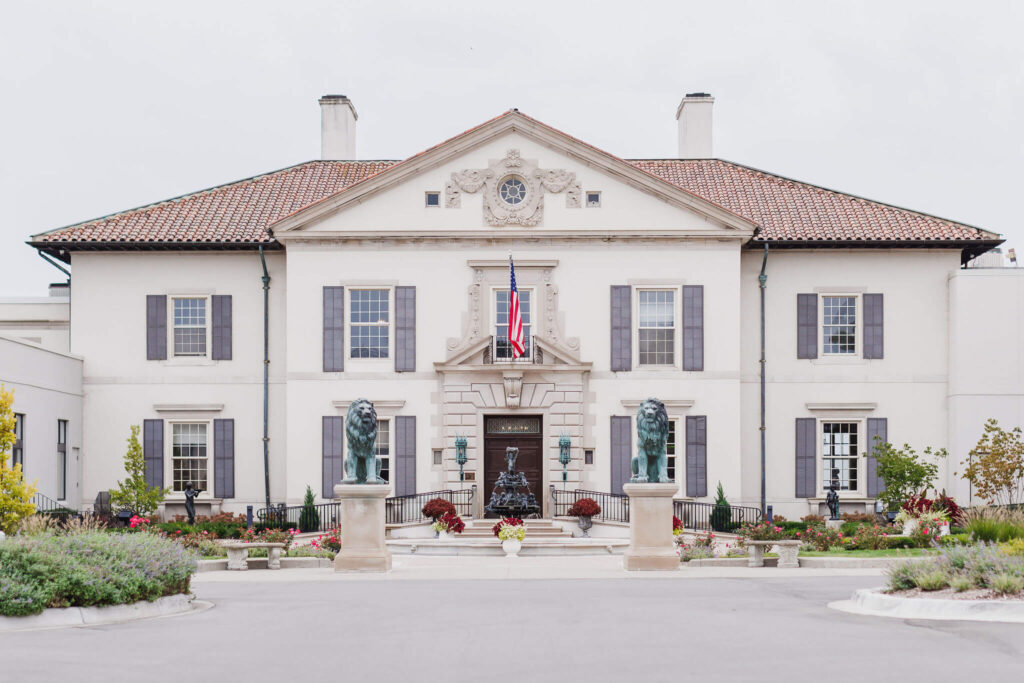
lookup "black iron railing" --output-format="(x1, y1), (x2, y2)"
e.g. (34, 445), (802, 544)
(257, 501), (342, 533)
(673, 500), (763, 533)
(32, 492), (77, 516)
(550, 487), (630, 523)
(385, 487), (475, 524)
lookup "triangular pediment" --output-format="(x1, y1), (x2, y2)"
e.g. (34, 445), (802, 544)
(435, 333), (590, 372)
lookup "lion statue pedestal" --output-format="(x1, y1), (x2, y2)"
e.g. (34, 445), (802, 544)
(333, 483), (392, 572)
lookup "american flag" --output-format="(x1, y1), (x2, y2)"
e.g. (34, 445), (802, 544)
(508, 256), (525, 359)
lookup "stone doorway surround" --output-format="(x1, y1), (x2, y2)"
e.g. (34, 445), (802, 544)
(433, 259), (592, 516)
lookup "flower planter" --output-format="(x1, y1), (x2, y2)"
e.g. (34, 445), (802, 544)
(577, 515), (593, 537)
(501, 539), (522, 557)
(441, 531), (458, 541)
(745, 540), (800, 569)
(902, 519), (918, 536)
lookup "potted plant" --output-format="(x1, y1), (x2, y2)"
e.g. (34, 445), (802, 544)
(567, 498), (601, 537)
(492, 517), (526, 556)
(432, 511), (465, 540)
(422, 498), (457, 537)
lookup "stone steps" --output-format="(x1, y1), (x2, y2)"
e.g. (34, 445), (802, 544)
(387, 538), (628, 556)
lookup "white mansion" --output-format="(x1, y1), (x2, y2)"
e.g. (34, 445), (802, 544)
(7, 93), (1022, 520)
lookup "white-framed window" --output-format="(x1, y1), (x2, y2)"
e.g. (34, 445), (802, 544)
(637, 289), (676, 366)
(171, 422), (209, 493)
(666, 418), (678, 482)
(350, 288), (391, 359)
(822, 421), (859, 492)
(494, 287), (532, 361)
(822, 295), (857, 356)
(13, 413), (24, 468)
(425, 191), (440, 207)
(57, 419), (67, 501)
(376, 419), (391, 483)
(172, 296), (209, 357)
(586, 191), (601, 207)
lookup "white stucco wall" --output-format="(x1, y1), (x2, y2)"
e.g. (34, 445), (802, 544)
(0, 297), (70, 352)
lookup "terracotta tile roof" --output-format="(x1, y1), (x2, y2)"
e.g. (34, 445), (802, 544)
(630, 159), (997, 243)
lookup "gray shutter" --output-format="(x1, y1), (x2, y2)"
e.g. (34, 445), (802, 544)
(797, 293), (818, 359)
(143, 419), (164, 489)
(610, 416), (631, 495)
(866, 417), (888, 498)
(610, 286), (632, 372)
(863, 293), (884, 359)
(685, 415), (707, 497)
(322, 416), (344, 498)
(795, 417), (816, 498)
(146, 295), (167, 360)
(395, 286), (416, 372)
(395, 416), (416, 497)
(211, 295), (233, 361)
(323, 286), (344, 372)
(213, 419), (235, 498)
(682, 285), (704, 371)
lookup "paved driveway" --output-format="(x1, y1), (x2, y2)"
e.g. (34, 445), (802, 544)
(3, 575), (1022, 682)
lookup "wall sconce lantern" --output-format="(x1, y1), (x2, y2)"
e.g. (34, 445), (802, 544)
(558, 434), (572, 483)
(455, 435), (468, 482)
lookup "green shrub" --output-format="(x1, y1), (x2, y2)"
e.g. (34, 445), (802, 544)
(887, 564), (919, 591)
(255, 521), (298, 533)
(915, 569), (951, 591)
(287, 545), (335, 559)
(156, 519), (246, 539)
(950, 575), (974, 592)
(885, 536), (919, 549)
(990, 573), (1024, 595)
(966, 518), (1024, 544)
(0, 531), (196, 616)
(939, 533), (971, 547)
(776, 521), (808, 535)
(298, 485), (321, 533)
(709, 482), (731, 532)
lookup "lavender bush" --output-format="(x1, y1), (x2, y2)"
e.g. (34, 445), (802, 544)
(0, 531), (197, 617)
(886, 543), (1024, 595)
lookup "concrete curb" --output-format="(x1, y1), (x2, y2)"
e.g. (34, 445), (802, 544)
(829, 588), (1024, 623)
(686, 555), (921, 569)
(198, 557), (333, 571)
(0, 594), (209, 633)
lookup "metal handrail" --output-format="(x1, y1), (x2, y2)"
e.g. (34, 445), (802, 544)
(32, 492), (76, 515)
(485, 335), (536, 364)
(550, 487), (630, 523)
(673, 500), (763, 533)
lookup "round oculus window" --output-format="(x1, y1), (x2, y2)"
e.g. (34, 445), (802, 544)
(498, 176), (527, 205)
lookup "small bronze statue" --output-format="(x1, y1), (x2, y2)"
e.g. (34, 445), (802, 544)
(505, 446), (519, 474)
(826, 483), (840, 521)
(184, 482), (202, 525)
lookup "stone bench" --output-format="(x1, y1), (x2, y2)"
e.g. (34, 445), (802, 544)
(745, 540), (801, 569)
(223, 542), (287, 570)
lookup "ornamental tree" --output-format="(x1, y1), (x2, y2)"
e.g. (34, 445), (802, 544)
(0, 385), (37, 534)
(961, 419), (1024, 506)
(109, 424), (167, 517)
(871, 438), (946, 512)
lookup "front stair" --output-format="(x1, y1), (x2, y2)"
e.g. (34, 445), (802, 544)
(387, 519), (629, 556)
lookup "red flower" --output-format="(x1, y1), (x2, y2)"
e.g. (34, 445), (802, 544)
(492, 517), (524, 537)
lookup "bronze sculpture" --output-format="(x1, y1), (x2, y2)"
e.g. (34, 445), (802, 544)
(630, 398), (671, 483)
(184, 482), (201, 525)
(341, 399), (383, 485)
(826, 484), (840, 520)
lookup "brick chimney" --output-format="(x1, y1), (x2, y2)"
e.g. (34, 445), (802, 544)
(319, 95), (358, 160)
(675, 92), (714, 158)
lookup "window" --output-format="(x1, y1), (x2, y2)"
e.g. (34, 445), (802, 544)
(822, 296), (857, 355)
(495, 288), (532, 360)
(638, 289), (675, 365)
(172, 423), (208, 492)
(57, 420), (67, 501)
(350, 289), (390, 359)
(823, 422), (858, 492)
(376, 419), (390, 483)
(499, 177), (528, 205)
(425, 191), (440, 207)
(586, 191), (601, 207)
(432, 449), (443, 466)
(13, 413), (24, 468)
(584, 449), (594, 465)
(173, 297), (207, 357)
(666, 419), (678, 482)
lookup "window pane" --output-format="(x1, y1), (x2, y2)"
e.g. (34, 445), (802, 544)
(822, 422), (859, 491)
(638, 290), (675, 365)
(173, 298), (207, 357)
(495, 289), (531, 360)
(376, 420), (390, 483)
(823, 296), (857, 355)
(350, 290), (390, 358)
(666, 420), (677, 481)
(172, 423), (208, 492)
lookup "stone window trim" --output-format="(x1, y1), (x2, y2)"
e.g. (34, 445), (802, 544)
(166, 419), (212, 498)
(820, 293), (860, 358)
(586, 191), (601, 208)
(348, 287), (393, 363)
(425, 191), (440, 207)
(820, 419), (863, 495)
(634, 286), (680, 368)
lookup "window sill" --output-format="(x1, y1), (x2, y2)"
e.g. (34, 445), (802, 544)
(162, 357), (217, 367)
(810, 357), (868, 366)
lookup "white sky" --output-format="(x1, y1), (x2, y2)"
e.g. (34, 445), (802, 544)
(1, 0), (1021, 294)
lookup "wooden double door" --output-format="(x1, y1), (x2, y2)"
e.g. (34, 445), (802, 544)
(483, 415), (544, 517)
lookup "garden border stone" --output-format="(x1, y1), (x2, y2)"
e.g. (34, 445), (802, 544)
(0, 594), (207, 633)
(829, 588), (1024, 623)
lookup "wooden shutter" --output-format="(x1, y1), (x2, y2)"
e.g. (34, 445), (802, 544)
(213, 419), (235, 498)
(610, 416), (631, 495)
(211, 295), (233, 361)
(323, 286), (344, 372)
(394, 416), (416, 497)
(685, 415), (708, 497)
(395, 286), (416, 372)
(143, 419), (164, 489)
(682, 285), (704, 371)
(322, 416), (344, 498)
(866, 417), (888, 498)
(797, 293), (818, 359)
(863, 293), (884, 359)
(610, 286), (632, 372)
(795, 417), (817, 498)
(146, 295), (167, 360)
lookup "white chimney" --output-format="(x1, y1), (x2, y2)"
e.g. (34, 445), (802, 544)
(675, 92), (714, 158)
(319, 94), (358, 160)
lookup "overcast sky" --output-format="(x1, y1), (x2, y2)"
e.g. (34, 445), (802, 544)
(1, 0), (1020, 294)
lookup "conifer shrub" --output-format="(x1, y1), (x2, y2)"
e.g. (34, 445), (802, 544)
(298, 485), (321, 532)
(709, 482), (731, 532)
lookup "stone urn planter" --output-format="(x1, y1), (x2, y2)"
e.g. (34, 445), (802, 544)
(577, 515), (593, 537)
(440, 531), (458, 541)
(745, 540), (801, 569)
(901, 519), (918, 536)
(501, 539), (522, 557)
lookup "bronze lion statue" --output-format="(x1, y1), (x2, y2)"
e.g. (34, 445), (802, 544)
(342, 398), (383, 484)
(631, 398), (670, 483)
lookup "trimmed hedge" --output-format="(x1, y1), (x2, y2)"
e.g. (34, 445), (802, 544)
(156, 520), (246, 539)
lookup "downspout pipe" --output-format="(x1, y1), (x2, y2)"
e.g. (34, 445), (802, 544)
(758, 243), (769, 515)
(259, 246), (272, 513)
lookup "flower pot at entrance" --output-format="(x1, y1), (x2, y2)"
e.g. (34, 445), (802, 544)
(502, 539), (522, 556)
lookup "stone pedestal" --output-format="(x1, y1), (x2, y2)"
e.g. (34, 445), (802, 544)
(333, 484), (392, 572)
(825, 518), (843, 530)
(623, 482), (679, 571)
